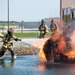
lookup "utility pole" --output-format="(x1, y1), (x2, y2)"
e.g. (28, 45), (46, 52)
(60, 0), (62, 20)
(2, 23), (4, 33)
(21, 21), (23, 33)
(8, 0), (9, 30)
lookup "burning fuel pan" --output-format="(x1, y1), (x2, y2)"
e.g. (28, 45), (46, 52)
(39, 32), (75, 64)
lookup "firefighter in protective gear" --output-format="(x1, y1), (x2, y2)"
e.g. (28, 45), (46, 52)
(50, 19), (58, 33)
(39, 19), (48, 38)
(0, 28), (21, 59)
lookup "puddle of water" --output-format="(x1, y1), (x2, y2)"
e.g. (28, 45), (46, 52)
(0, 55), (75, 75)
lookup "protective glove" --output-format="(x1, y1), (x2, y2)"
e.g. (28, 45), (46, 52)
(14, 38), (21, 41)
(18, 38), (21, 41)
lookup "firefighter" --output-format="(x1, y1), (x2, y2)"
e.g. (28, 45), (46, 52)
(0, 28), (21, 59)
(39, 19), (48, 38)
(50, 19), (58, 34)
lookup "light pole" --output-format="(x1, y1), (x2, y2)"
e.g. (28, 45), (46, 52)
(60, 0), (62, 20)
(8, 0), (9, 30)
(21, 21), (23, 33)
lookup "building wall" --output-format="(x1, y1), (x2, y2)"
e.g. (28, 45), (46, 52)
(60, 0), (75, 20)
(62, 0), (75, 8)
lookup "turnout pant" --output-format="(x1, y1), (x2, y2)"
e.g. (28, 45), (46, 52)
(0, 46), (15, 57)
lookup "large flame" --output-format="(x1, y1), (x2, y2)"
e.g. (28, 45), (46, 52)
(39, 48), (47, 61)
(65, 50), (75, 58)
(38, 19), (75, 62)
(32, 38), (47, 61)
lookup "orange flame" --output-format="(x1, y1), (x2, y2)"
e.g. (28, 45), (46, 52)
(32, 19), (75, 62)
(38, 19), (75, 62)
(65, 50), (75, 58)
(32, 38), (48, 61)
(39, 48), (47, 61)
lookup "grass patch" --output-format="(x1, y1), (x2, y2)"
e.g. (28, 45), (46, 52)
(14, 32), (38, 38)
(2, 32), (39, 38)
(2, 32), (51, 38)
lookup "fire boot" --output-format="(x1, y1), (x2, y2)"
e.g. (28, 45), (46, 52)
(12, 55), (17, 59)
(0, 56), (3, 59)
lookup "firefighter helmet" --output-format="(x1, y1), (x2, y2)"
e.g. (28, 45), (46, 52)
(41, 19), (45, 25)
(8, 28), (14, 36)
(8, 28), (14, 33)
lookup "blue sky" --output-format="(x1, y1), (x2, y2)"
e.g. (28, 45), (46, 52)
(0, 0), (60, 22)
